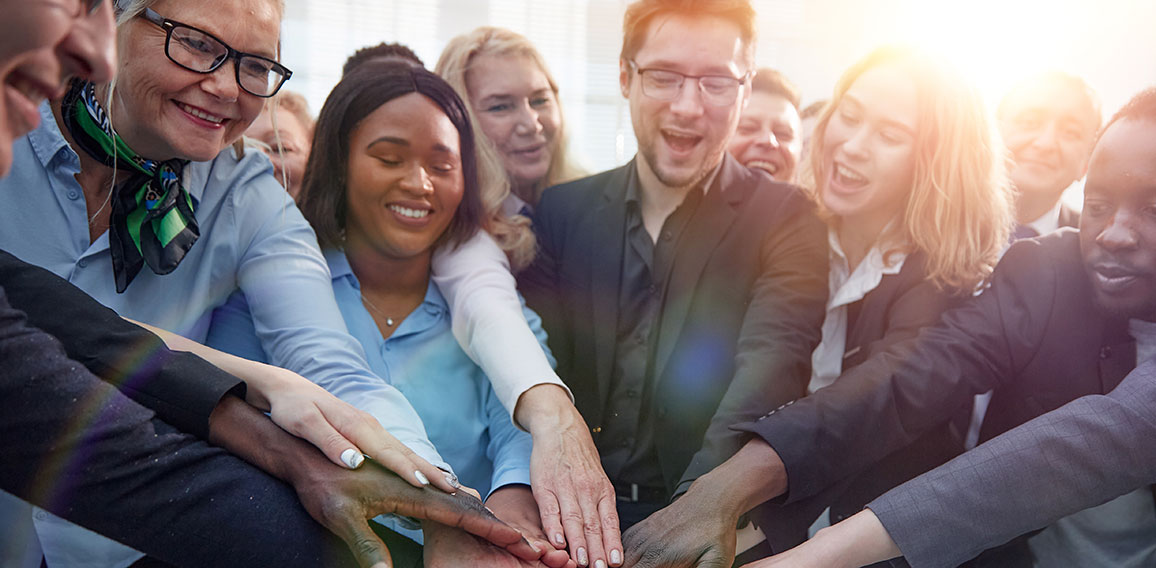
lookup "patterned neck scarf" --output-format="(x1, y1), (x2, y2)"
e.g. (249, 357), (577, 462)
(61, 80), (200, 293)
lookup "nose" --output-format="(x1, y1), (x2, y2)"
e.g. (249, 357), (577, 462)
(669, 79), (705, 118)
(59, 1), (117, 84)
(1095, 209), (1140, 252)
(841, 125), (870, 160)
(513, 102), (543, 136)
(398, 162), (434, 196)
(1029, 120), (1062, 153)
(200, 58), (241, 102)
(756, 127), (781, 149)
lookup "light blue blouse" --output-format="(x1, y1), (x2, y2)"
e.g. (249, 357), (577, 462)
(209, 249), (544, 542)
(0, 103), (446, 565)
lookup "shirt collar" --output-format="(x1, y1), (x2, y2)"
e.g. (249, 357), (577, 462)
(27, 101), (76, 169)
(627, 156), (724, 206)
(325, 247), (448, 318)
(827, 226), (907, 309)
(1025, 199), (1065, 236)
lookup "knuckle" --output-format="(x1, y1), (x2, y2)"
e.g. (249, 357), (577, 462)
(582, 517), (602, 534)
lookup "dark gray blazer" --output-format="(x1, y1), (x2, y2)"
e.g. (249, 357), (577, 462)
(519, 155), (829, 496)
(870, 357), (1156, 568)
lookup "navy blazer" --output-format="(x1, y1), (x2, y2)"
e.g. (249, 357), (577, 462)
(756, 251), (970, 550)
(519, 155), (828, 495)
(737, 230), (1139, 564)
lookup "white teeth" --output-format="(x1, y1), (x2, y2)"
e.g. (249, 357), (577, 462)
(748, 160), (779, 175)
(388, 205), (430, 219)
(179, 103), (225, 124)
(835, 164), (867, 183)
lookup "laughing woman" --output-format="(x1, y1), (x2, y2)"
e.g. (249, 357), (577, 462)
(753, 45), (1015, 555)
(293, 61), (572, 567)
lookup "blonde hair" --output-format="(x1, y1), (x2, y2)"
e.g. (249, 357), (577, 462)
(436, 26), (582, 271)
(802, 46), (1014, 292)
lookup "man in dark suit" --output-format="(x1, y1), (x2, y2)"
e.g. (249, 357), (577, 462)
(518, 0), (827, 549)
(620, 88), (1156, 567)
(1000, 71), (1100, 239)
(742, 356), (1156, 568)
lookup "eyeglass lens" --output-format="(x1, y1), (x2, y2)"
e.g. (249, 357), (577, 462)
(167, 25), (285, 96)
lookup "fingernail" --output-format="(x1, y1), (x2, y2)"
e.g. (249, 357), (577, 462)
(596, 560), (607, 568)
(372, 563), (390, 568)
(340, 449), (364, 469)
(578, 547), (588, 566)
(445, 472), (460, 488)
(554, 533), (565, 546)
(414, 470), (430, 485)
(611, 549), (622, 565)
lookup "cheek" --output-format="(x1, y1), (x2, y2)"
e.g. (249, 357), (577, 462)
(478, 114), (512, 147)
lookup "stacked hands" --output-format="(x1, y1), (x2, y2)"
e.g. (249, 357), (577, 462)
(203, 343), (619, 568)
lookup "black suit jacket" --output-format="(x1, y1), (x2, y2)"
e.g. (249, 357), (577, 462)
(737, 230), (1137, 562)
(519, 155), (828, 496)
(0, 249), (242, 438)
(757, 252), (970, 550)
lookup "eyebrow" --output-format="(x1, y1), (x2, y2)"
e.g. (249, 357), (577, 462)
(367, 136), (458, 156)
(638, 60), (741, 77)
(844, 94), (916, 136)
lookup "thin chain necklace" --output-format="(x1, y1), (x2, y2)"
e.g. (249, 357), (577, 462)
(359, 293), (396, 327)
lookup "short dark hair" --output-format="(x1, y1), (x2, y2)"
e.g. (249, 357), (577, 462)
(751, 67), (800, 109)
(620, 0), (756, 67)
(297, 62), (483, 252)
(1101, 87), (1156, 136)
(342, 42), (425, 76)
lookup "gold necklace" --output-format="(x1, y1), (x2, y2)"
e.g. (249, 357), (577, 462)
(359, 293), (395, 327)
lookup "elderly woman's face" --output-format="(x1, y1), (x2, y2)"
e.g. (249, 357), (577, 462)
(112, 0), (281, 161)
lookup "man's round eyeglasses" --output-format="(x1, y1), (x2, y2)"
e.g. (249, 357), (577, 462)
(139, 8), (292, 98)
(627, 60), (750, 107)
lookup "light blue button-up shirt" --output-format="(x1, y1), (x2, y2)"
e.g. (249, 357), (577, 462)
(210, 249), (544, 543)
(0, 103), (446, 566)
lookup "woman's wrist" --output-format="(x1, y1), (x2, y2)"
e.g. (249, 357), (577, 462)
(514, 384), (575, 432)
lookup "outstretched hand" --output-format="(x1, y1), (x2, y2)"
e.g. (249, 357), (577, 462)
(620, 492), (736, 568)
(518, 385), (622, 567)
(290, 453), (542, 567)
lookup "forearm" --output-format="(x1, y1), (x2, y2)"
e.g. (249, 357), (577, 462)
(684, 437), (789, 520)
(207, 394), (317, 483)
(131, 318), (289, 411)
(514, 384), (579, 433)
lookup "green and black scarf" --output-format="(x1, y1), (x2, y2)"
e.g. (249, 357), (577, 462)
(61, 80), (199, 293)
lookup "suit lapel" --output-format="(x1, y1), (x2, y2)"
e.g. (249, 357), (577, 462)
(588, 165), (630, 411)
(652, 158), (747, 381)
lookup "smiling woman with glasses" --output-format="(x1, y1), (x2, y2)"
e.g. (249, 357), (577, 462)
(0, 0), (500, 564)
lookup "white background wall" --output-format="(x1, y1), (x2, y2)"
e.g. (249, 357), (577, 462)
(280, 0), (1156, 191)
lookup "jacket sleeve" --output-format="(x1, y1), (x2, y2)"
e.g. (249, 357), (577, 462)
(870, 357), (1156, 568)
(0, 249), (243, 439)
(733, 239), (1058, 504)
(677, 194), (829, 493)
(432, 229), (571, 423)
(0, 285), (354, 567)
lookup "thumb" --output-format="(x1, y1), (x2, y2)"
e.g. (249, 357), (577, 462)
(333, 518), (394, 568)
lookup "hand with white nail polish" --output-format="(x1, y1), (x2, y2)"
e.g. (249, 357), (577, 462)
(130, 319), (456, 492)
(485, 485), (577, 568)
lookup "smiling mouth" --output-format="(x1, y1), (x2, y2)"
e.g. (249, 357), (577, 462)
(1091, 263), (1143, 292)
(662, 129), (702, 153)
(388, 204), (430, 219)
(746, 159), (780, 176)
(177, 102), (226, 125)
(832, 163), (868, 188)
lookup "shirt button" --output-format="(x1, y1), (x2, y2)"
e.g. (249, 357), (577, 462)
(67, 190), (80, 200)
(647, 284), (658, 295)
(77, 259), (88, 268)
(661, 231), (673, 241)
(35, 511), (47, 521)
(626, 389), (639, 398)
